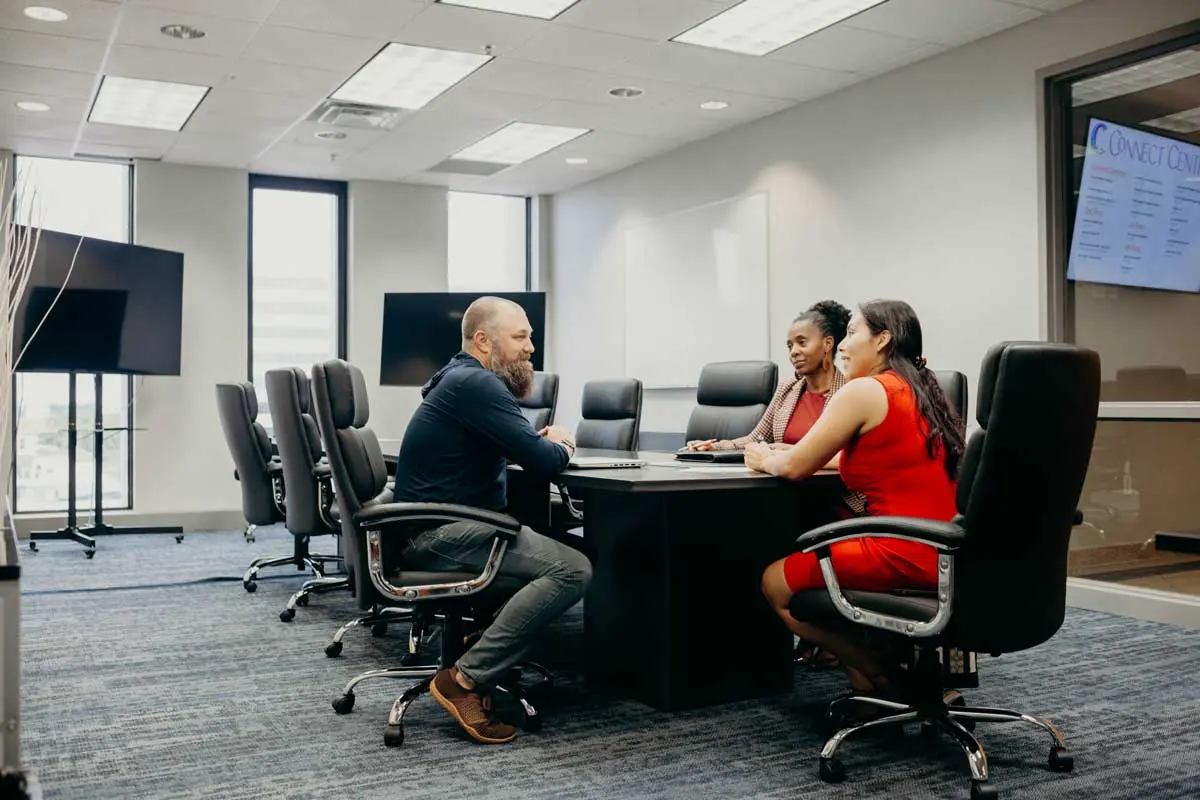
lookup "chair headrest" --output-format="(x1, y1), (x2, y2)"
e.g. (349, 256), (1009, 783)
(696, 361), (778, 407)
(291, 367), (313, 414)
(317, 359), (359, 429)
(217, 381), (258, 420)
(933, 370), (967, 421)
(519, 372), (559, 410)
(977, 341), (1097, 426)
(349, 364), (371, 428)
(266, 368), (313, 414)
(582, 378), (642, 420)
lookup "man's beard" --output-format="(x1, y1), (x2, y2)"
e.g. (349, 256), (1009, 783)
(488, 353), (534, 398)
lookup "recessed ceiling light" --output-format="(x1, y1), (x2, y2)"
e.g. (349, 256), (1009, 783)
(15, 101), (50, 112)
(331, 43), (491, 110)
(565, 157), (589, 165)
(609, 86), (644, 98)
(23, 6), (68, 22)
(88, 75), (210, 132)
(699, 100), (730, 111)
(314, 130), (347, 141)
(160, 24), (206, 40)
(672, 0), (889, 56)
(435, 0), (582, 20)
(454, 122), (590, 165)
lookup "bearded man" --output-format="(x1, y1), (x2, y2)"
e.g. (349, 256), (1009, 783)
(391, 295), (591, 745)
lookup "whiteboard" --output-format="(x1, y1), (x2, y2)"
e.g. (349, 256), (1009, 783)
(624, 193), (769, 388)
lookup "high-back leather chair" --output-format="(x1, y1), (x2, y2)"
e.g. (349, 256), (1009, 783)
(787, 342), (1100, 797)
(685, 361), (778, 442)
(935, 369), (968, 421)
(576, 379), (643, 451)
(264, 367), (347, 621)
(216, 382), (294, 591)
(310, 359), (547, 744)
(519, 372), (559, 430)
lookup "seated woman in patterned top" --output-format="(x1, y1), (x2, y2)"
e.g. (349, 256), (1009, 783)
(686, 300), (854, 455)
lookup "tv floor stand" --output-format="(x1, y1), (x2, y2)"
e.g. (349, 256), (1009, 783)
(29, 373), (183, 557)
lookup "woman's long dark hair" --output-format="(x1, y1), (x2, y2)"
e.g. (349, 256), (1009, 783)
(858, 300), (966, 481)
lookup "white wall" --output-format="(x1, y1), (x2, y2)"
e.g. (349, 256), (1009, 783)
(133, 161), (248, 522)
(548, 0), (1200, 432)
(347, 180), (448, 443)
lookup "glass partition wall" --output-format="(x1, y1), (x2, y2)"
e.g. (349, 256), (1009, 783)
(1045, 31), (1200, 598)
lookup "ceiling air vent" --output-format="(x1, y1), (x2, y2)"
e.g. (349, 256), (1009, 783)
(305, 99), (408, 130)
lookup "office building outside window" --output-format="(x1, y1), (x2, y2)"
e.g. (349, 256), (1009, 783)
(11, 155), (133, 513)
(248, 176), (347, 432)
(447, 192), (529, 291)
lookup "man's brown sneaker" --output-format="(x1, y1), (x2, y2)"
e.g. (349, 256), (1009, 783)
(429, 668), (517, 744)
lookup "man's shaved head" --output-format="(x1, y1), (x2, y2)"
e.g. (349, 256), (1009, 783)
(461, 296), (536, 399)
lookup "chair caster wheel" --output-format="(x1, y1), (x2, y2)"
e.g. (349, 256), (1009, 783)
(28, 542), (37, 552)
(1049, 746), (1074, 773)
(85, 548), (95, 559)
(244, 581), (257, 593)
(400, 652), (423, 667)
(279, 608), (296, 623)
(971, 780), (999, 799)
(818, 757), (845, 783)
(332, 693), (355, 715)
(383, 724), (404, 747)
(522, 710), (542, 733)
(296, 594), (309, 607)
(175, 535), (185, 543)
(371, 623), (387, 637)
(324, 641), (343, 658)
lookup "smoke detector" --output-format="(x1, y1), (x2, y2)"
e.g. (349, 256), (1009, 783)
(306, 99), (408, 131)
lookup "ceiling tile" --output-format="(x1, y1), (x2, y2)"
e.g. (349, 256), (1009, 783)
(510, 25), (650, 74)
(609, 41), (752, 87)
(557, 0), (737, 42)
(252, 141), (360, 174)
(0, 65), (97, 100)
(115, 5), (261, 58)
(0, 113), (79, 141)
(125, 0), (279, 22)
(105, 44), (230, 86)
(519, 98), (728, 140)
(652, 86), (795, 124)
(847, 0), (1042, 46)
(241, 26), (386, 73)
(0, 30), (107, 73)
(998, 0), (1085, 11)
(183, 111), (293, 139)
(287, 121), (386, 150)
(707, 60), (860, 102)
(76, 139), (171, 160)
(167, 129), (280, 166)
(0, 133), (74, 158)
(0, 0), (120, 41)
(79, 122), (180, 149)
(0, 90), (87, 122)
(225, 60), (345, 98)
(392, 3), (547, 57)
(185, 88), (319, 123)
(423, 85), (548, 120)
(769, 25), (934, 75)
(267, 0), (427, 39)
(462, 59), (682, 108)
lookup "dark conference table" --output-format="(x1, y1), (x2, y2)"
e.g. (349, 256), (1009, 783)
(508, 449), (845, 712)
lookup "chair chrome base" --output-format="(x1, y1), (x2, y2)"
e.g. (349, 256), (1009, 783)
(324, 606), (416, 657)
(278, 575), (350, 622)
(817, 692), (1073, 799)
(241, 552), (343, 593)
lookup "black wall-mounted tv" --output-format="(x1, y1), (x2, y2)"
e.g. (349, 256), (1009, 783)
(380, 292), (546, 387)
(14, 227), (185, 375)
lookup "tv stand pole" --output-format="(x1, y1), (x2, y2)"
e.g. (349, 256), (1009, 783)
(29, 373), (184, 557)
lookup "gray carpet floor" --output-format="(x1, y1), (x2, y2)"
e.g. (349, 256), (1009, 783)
(17, 527), (1200, 799)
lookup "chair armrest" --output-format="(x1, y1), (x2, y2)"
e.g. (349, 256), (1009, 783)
(795, 516), (965, 553)
(267, 458), (283, 476)
(353, 503), (520, 539)
(313, 460), (331, 478)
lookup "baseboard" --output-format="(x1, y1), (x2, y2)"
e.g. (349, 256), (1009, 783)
(1067, 577), (1200, 629)
(12, 509), (246, 538)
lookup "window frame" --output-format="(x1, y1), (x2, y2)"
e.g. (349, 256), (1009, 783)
(246, 173), (349, 383)
(7, 153), (136, 514)
(1038, 20), (1200, 420)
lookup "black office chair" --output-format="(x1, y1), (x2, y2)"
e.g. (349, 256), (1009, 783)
(519, 372), (559, 430)
(685, 361), (779, 442)
(935, 369), (968, 422)
(215, 382), (292, 589)
(311, 358), (547, 744)
(265, 368), (347, 621)
(788, 342), (1100, 799)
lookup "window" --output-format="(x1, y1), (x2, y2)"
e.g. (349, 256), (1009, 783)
(447, 192), (529, 291)
(248, 175), (347, 431)
(11, 156), (134, 514)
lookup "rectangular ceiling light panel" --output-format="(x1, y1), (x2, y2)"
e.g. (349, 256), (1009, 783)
(453, 122), (590, 164)
(673, 0), (889, 57)
(436, 0), (581, 19)
(332, 43), (492, 110)
(88, 76), (209, 131)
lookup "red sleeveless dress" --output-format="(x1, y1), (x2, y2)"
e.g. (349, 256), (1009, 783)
(783, 371), (957, 594)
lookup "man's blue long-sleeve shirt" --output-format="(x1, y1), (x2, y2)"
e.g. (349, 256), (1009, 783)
(392, 352), (569, 511)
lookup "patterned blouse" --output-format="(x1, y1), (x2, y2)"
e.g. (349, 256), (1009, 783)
(732, 368), (867, 515)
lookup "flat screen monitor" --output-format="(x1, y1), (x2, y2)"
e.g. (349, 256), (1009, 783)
(380, 292), (546, 387)
(1067, 118), (1200, 293)
(14, 227), (185, 375)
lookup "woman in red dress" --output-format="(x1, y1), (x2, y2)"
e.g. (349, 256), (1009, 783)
(745, 299), (965, 696)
